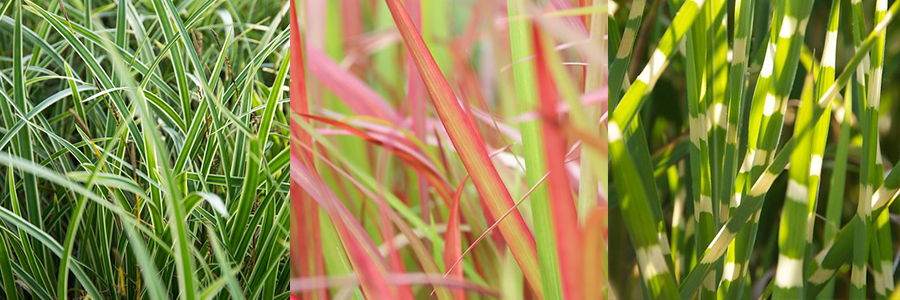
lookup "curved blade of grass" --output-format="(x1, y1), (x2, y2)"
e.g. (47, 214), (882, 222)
(298, 136), (453, 300)
(291, 156), (400, 299)
(305, 46), (402, 124)
(294, 114), (493, 286)
(610, 0), (709, 130)
(56, 111), (134, 300)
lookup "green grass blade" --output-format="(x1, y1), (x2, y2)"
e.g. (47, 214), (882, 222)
(505, 0), (562, 298)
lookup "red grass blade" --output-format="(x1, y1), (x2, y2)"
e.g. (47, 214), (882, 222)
(404, 0), (433, 229)
(290, 0), (311, 171)
(382, 0), (543, 296)
(532, 24), (585, 300)
(290, 2), (326, 299)
(444, 176), (468, 300)
(297, 113), (455, 203)
(292, 157), (406, 300)
(339, 0), (363, 45)
(294, 132), (455, 300)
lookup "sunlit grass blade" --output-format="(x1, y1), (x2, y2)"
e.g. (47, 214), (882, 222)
(680, 136), (798, 298)
(683, 1), (725, 297)
(608, 0), (646, 106)
(608, 0), (900, 298)
(717, 0), (756, 296)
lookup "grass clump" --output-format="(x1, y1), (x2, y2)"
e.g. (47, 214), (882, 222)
(291, 0), (607, 299)
(609, 0), (900, 298)
(0, 0), (291, 299)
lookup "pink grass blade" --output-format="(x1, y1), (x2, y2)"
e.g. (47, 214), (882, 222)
(306, 46), (402, 124)
(382, 0), (543, 297)
(340, 0), (363, 43)
(293, 119), (458, 300)
(291, 157), (407, 300)
(290, 2), (327, 298)
(298, 114), (455, 202)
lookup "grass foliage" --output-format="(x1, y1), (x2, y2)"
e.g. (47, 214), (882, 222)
(291, 0), (607, 299)
(0, 0), (291, 299)
(610, 0), (900, 299)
